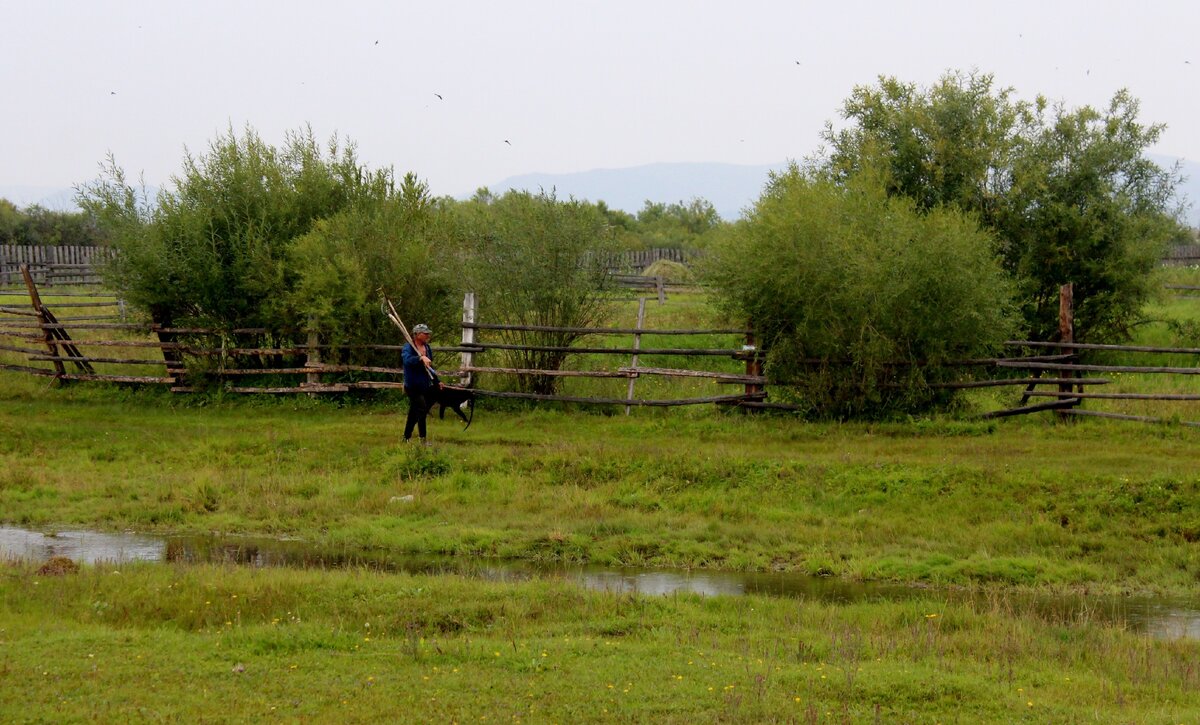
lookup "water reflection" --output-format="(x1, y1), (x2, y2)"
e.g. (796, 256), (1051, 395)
(3, 525), (1197, 640)
(0, 526), (165, 564)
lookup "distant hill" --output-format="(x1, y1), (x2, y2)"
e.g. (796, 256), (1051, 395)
(484, 162), (787, 221)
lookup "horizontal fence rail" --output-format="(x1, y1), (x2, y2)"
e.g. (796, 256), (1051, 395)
(8, 270), (1200, 424)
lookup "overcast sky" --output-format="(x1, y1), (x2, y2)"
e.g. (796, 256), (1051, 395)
(2, 0), (1197, 198)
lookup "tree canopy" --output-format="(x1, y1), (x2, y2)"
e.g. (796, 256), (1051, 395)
(77, 126), (464, 369)
(0, 199), (104, 246)
(821, 71), (1185, 341)
(705, 167), (1017, 418)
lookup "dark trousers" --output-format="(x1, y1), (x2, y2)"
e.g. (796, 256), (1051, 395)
(404, 386), (436, 440)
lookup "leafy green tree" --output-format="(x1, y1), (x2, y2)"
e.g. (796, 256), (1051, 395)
(822, 71), (1184, 341)
(0, 199), (19, 243)
(704, 167), (1017, 418)
(79, 125), (392, 334)
(0, 199), (104, 246)
(456, 190), (619, 394)
(286, 173), (463, 363)
(633, 198), (723, 249)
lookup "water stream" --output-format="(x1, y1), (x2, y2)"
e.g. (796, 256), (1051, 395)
(3, 525), (1196, 640)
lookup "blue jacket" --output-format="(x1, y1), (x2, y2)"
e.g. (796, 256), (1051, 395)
(401, 342), (439, 390)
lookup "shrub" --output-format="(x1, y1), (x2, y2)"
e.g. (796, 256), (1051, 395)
(286, 174), (463, 364)
(704, 166), (1018, 418)
(79, 125), (393, 335)
(456, 190), (619, 394)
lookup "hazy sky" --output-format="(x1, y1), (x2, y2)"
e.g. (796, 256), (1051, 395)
(2, 0), (1197, 198)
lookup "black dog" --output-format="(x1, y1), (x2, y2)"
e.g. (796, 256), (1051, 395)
(435, 385), (475, 430)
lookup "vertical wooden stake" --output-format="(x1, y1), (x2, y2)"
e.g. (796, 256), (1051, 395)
(305, 318), (321, 389)
(1057, 282), (1075, 419)
(625, 297), (647, 415)
(656, 275), (665, 306)
(22, 263), (65, 378)
(461, 291), (477, 387)
(744, 323), (762, 412)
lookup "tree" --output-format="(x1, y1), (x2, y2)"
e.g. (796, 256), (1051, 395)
(79, 125), (393, 334)
(0, 199), (104, 246)
(633, 198), (723, 249)
(286, 172), (463, 363)
(456, 190), (619, 394)
(822, 71), (1185, 341)
(704, 167), (1017, 418)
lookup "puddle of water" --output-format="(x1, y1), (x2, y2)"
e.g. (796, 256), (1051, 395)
(2, 525), (1197, 640)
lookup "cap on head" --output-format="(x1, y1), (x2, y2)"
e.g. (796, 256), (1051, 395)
(412, 324), (432, 335)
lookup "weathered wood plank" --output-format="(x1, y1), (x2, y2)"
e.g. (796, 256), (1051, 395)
(978, 398), (1080, 419)
(998, 361), (1200, 375)
(472, 389), (766, 407)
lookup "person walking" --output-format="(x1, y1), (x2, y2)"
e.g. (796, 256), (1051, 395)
(402, 323), (441, 445)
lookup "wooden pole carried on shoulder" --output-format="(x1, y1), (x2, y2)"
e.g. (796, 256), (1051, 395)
(382, 295), (434, 382)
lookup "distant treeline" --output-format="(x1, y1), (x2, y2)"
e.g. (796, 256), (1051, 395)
(0, 198), (103, 247)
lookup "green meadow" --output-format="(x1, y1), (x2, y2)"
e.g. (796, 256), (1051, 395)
(3, 280), (1200, 721)
(2, 374), (1200, 721)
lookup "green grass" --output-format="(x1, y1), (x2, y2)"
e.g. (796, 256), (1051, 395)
(5, 284), (1200, 721)
(2, 375), (1200, 594)
(2, 561), (1196, 723)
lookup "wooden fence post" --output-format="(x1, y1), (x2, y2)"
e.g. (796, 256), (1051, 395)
(1057, 282), (1075, 420)
(744, 323), (762, 412)
(655, 275), (665, 306)
(461, 291), (477, 386)
(625, 297), (647, 415)
(21, 264), (65, 378)
(305, 318), (321, 390)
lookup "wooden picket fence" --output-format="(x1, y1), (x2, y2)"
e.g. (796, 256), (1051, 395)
(0, 245), (112, 286)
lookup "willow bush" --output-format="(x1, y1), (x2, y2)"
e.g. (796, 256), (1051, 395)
(79, 127), (467, 374)
(80, 126), (394, 334)
(286, 174), (463, 366)
(704, 166), (1018, 418)
(456, 190), (620, 394)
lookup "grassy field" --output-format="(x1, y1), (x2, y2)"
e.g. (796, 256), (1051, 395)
(2, 376), (1200, 595)
(2, 560), (1197, 723)
(3, 281), (1200, 721)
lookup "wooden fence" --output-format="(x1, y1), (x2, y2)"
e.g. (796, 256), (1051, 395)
(7, 269), (1200, 424)
(1, 245), (112, 286)
(1163, 244), (1200, 267)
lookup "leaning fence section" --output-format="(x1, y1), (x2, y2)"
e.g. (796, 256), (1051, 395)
(998, 340), (1200, 427)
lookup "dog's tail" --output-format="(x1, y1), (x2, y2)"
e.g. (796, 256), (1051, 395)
(463, 397), (474, 431)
